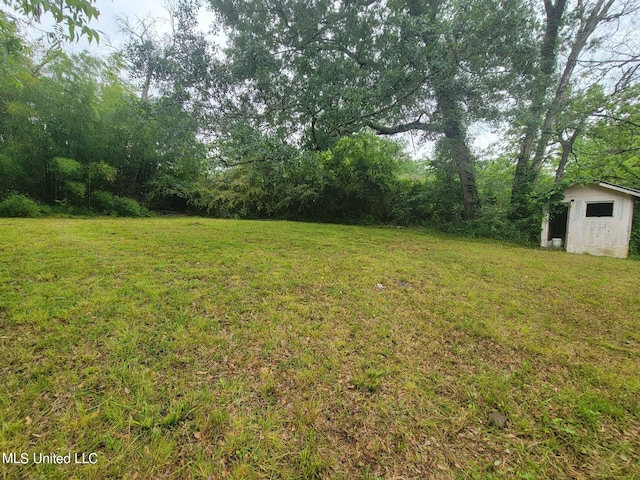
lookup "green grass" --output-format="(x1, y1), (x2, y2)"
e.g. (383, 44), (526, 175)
(0, 217), (639, 479)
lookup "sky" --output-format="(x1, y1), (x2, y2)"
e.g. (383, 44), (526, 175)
(91, 0), (178, 49)
(20, 0), (217, 54)
(99, 0), (217, 46)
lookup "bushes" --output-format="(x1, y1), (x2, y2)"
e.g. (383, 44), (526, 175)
(112, 196), (149, 217)
(91, 191), (149, 217)
(0, 193), (46, 217)
(320, 134), (403, 223)
(90, 190), (117, 213)
(0, 190), (149, 218)
(390, 179), (433, 225)
(182, 150), (326, 220)
(435, 207), (536, 244)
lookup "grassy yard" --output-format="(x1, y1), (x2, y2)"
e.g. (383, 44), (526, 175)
(0, 218), (639, 479)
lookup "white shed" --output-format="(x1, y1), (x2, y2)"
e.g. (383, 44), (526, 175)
(541, 182), (640, 258)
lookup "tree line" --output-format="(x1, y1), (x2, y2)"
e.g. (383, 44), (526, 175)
(1, 0), (639, 247)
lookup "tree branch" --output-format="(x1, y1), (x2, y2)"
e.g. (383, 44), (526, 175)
(590, 112), (640, 129)
(368, 120), (442, 135)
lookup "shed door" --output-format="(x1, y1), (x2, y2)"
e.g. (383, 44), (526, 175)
(548, 205), (569, 243)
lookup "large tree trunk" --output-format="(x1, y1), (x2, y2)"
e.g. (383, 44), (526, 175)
(555, 127), (582, 185)
(435, 84), (481, 218)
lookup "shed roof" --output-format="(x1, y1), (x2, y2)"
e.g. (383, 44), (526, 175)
(597, 181), (640, 198)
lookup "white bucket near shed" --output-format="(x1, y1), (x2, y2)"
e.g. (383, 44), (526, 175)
(551, 238), (563, 249)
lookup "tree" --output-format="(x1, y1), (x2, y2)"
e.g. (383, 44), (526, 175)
(509, 0), (640, 219)
(117, 1), (220, 207)
(564, 84), (640, 186)
(0, 51), (122, 201)
(0, 46), (166, 203)
(550, 85), (606, 185)
(119, 0), (218, 109)
(117, 15), (167, 101)
(209, 0), (537, 218)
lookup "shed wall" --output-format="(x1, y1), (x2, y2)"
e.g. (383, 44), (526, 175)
(562, 185), (634, 258)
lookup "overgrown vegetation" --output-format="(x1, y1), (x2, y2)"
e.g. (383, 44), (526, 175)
(1, 1), (639, 240)
(0, 218), (639, 479)
(0, 192), (46, 217)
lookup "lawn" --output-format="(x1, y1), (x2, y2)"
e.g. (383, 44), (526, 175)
(0, 218), (639, 479)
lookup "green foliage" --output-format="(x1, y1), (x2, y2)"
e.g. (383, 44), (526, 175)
(50, 157), (85, 202)
(0, 28), (206, 211)
(145, 175), (198, 212)
(1, 0), (100, 43)
(477, 155), (515, 210)
(90, 190), (116, 213)
(51, 156), (83, 179)
(0, 153), (23, 194)
(63, 180), (86, 199)
(565, 85), (640, 188)
(86, 161), (117, 184)
(167, 130), (428, 226)
(427, 140), (468, 222)
(390, 178), (433, 225)
(0, 192), (45, 217)
(91, 190), (149, 217)
(203, 131), (410, 224)
(200, 149), (326, 220)
(320, 133), (404, 223)
(112, 196), (149, 217)
(209, 0), (540, 213)
(438, 205), (538, 245)
(159, 124), (324, 219)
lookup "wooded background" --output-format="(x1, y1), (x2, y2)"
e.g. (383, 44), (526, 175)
(1, 0), (639, 247)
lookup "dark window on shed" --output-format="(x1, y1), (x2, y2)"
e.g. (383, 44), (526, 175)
(586, 202), (614, 217)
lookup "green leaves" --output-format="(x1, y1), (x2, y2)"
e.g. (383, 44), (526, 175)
(2, 0), (100, 43)
(51, 156), (83, 179)
(320, 133), (406, 222)
(565, 84), (640, 188)
(0, 41), (194, 208)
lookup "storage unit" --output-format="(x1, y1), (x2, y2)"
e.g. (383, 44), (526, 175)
(540, 182), (640, 258)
